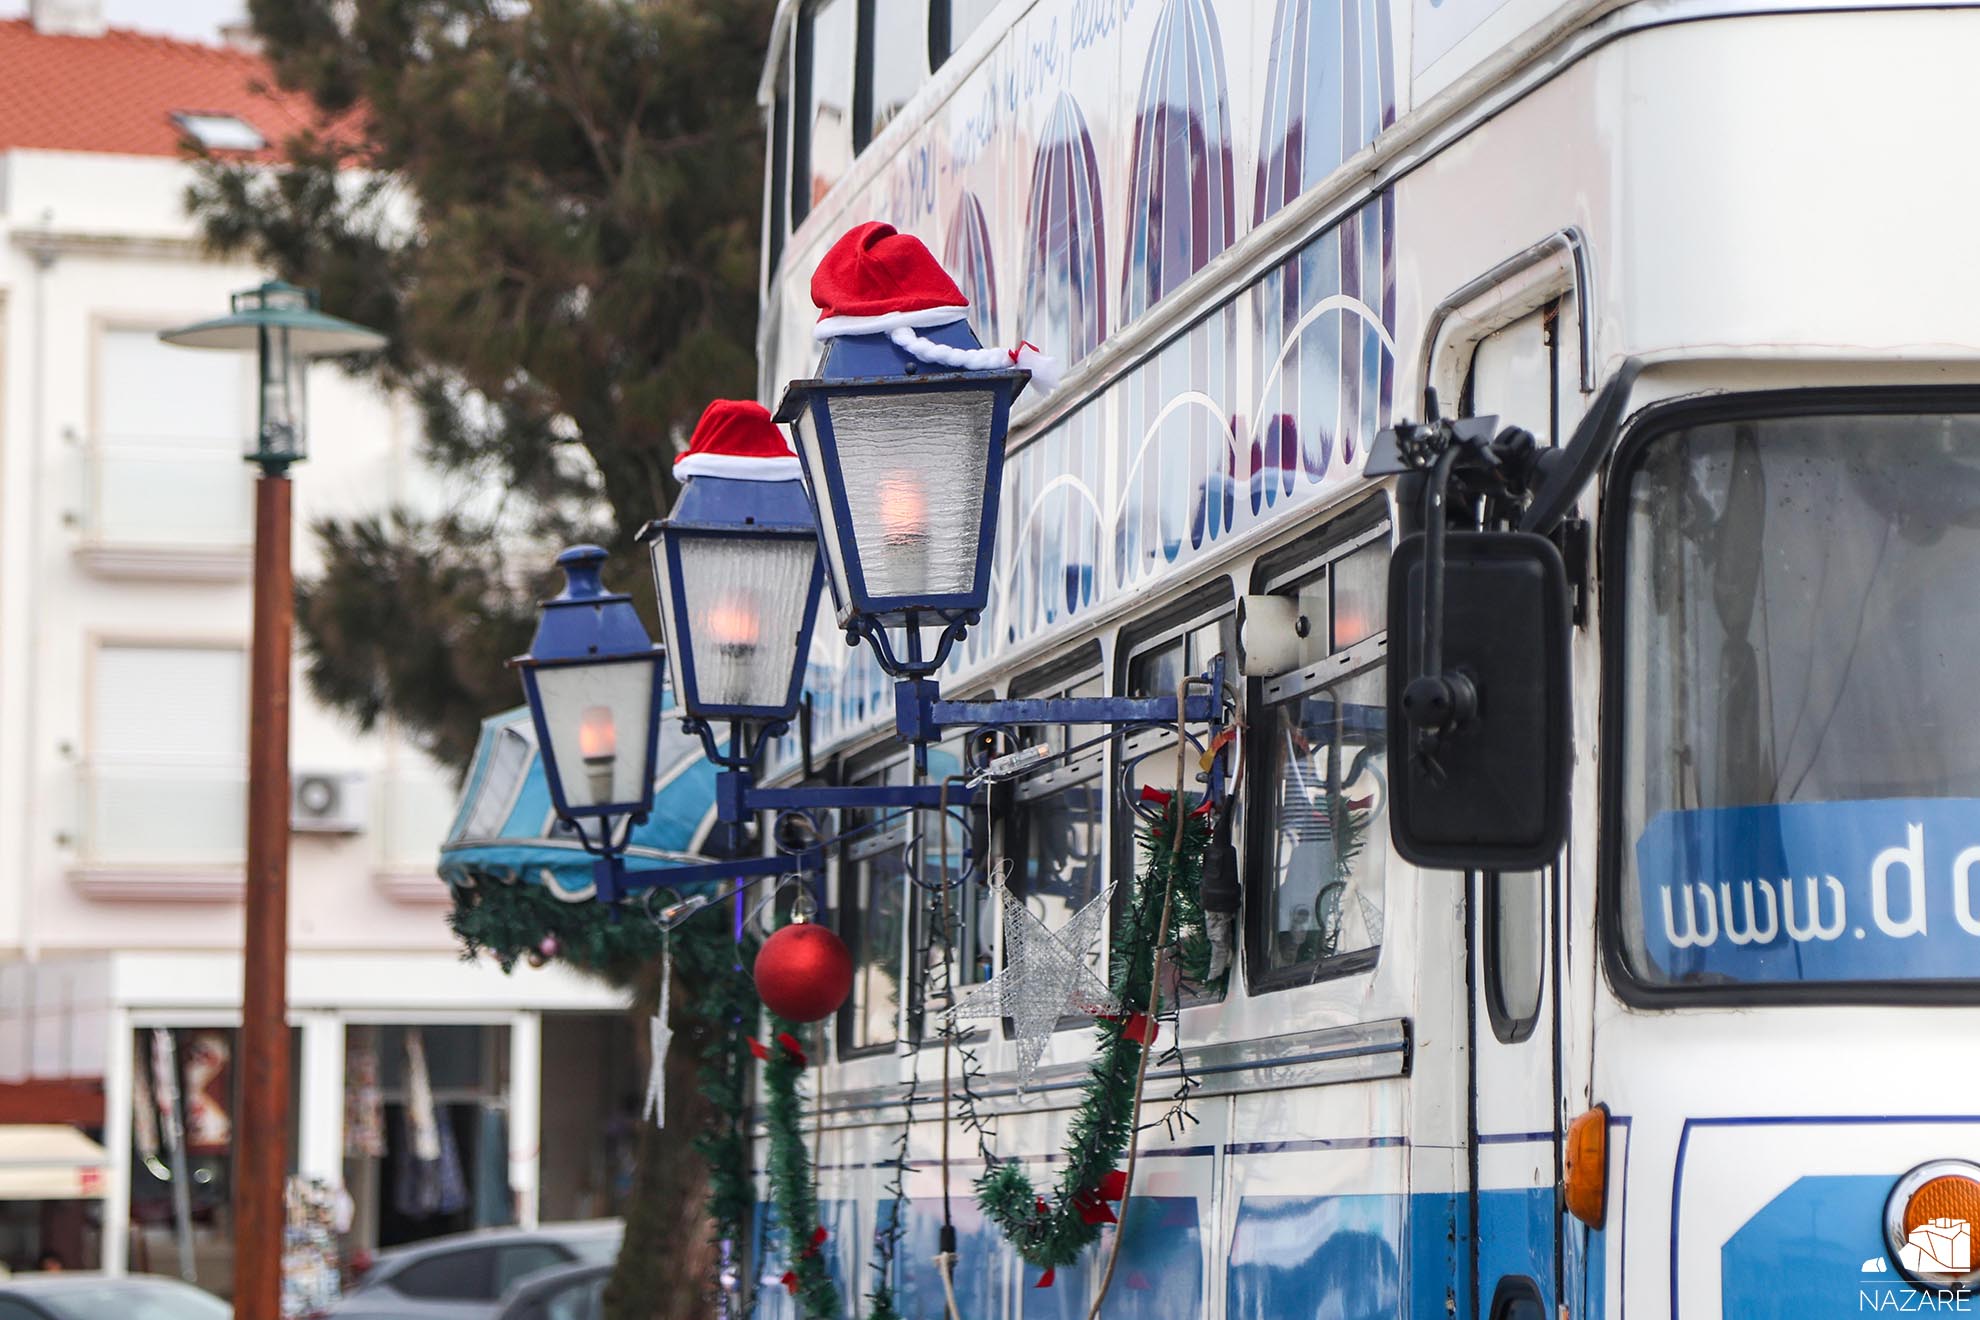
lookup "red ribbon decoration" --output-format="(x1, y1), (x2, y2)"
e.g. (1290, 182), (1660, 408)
(747, 1037), (770, 1061)
(1137, 783), (1219, 817)
(780, 1270), (798, 1294)
(1034, 1197), (1049, 1216)
(1097, 1169), (1129, 1201)
(1072, 1189), (1117, 1225)
(1101, 1012), (1156, 1046)
(776, 1032), (808, 1067)
(1036, 1268), (1055, 1288)
(799, 1226), (828, 1259)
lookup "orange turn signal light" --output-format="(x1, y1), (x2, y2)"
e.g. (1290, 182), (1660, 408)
(1563, 1104), (1609, 1229)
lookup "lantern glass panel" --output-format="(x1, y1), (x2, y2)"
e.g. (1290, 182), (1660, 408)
(670, 532), (818, 714)
(533, 658), (657, 811)
(819, 388), (997, 601)
(255, 324), (308, 464)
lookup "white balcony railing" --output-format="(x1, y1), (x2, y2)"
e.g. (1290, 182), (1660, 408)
(76, 435), (254, 578)
(76, 763), (247, 863)
(71, 763), (247, 901)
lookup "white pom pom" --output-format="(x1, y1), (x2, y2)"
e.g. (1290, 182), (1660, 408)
(1015, 344), (1061, 395)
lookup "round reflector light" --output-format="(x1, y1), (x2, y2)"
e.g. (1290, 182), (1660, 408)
(1885, 1160), (1980, 1291)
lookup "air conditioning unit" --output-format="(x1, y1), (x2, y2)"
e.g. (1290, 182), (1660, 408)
(291, 771), (368, 835)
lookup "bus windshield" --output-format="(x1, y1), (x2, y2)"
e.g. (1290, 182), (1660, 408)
(1616, 404), (1980, 992)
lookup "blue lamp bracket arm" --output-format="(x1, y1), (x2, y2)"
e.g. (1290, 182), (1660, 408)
(590, 845), (828, 909)
(705, 657), (1237, 826)
(895, 655), (1233, 748)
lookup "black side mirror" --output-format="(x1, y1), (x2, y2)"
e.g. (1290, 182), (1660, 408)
(1387, 530), (1570, 871)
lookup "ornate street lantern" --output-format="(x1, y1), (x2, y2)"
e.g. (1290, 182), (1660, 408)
(637, 400), (823, 765)
(159, 280), (385, 474)
(773, 222), (1051, 677)
(513, 546), (666, 829)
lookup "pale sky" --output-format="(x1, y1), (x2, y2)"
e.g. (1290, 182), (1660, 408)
(0, 0), (248, 42)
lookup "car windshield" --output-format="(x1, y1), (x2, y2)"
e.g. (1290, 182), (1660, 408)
(30, 1281), (230, 1320)
(1616, 407), (1980, 991)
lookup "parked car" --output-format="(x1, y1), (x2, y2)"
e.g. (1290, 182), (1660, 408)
(493, 1261), (611, 1320)
(0, 1274), (229, 1319)
(329, 1221), (621, 1319)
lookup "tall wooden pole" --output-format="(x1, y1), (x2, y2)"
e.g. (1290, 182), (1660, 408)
(235, 472), (292, 1320)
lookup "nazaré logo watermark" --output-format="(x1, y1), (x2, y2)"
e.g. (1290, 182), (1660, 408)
(1635, 798), (1980, 986)
(1861, 1220), (1975, 1311)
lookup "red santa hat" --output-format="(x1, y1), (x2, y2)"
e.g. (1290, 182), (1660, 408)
(673, 399), (801, 482)
(810, 221), (1061, 393)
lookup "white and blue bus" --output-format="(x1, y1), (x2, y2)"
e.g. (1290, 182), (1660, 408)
(745, 0), (1980, 1315)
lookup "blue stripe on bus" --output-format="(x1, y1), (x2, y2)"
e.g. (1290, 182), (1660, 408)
(749, 1187), (1566, 1318)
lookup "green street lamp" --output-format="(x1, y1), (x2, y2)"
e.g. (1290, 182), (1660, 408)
(160, 281), (383, 1320)
(160, 280), (385, 474)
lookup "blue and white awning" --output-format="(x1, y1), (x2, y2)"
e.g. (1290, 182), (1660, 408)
(438, 696), (721, 901)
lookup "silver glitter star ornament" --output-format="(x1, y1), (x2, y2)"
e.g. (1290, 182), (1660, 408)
(951, 879), (1118, 1088)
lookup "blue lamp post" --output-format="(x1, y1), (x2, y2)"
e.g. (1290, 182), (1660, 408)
(512, 544), (823, 903)
(773, 222), (1228, 784)
(513, 546), (668, 836)
(773, 325), (1026, 678)
(636, 401), (825, 770)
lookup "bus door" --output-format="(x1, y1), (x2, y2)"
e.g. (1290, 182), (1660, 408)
(1453, 290), (1580, 1320)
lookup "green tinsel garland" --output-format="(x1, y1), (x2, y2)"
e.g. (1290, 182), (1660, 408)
(447, 882), (757, 1299)
(975, 800), (1217, 1270)
(758, 1019), (850, 1319)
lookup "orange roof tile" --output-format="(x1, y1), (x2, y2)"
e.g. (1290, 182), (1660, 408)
(0, 19), (351, 161)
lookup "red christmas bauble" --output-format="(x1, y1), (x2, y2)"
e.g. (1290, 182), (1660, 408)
(753, 922), (853, 1023)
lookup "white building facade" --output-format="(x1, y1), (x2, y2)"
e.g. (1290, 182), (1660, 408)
(0, 3), (626, 1288)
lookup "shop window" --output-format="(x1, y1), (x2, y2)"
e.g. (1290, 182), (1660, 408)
(840, 759), (913, 1056)
(126, 1026), (303, 1297)
(1247, 525), (1391, 991)
(1485, 871), (1546, 1043)
(792, 0), (854, 226)
(340, 1024), (515, 1254)
(856, 0), (928, 148)
(1117, 601), (1233, 1001)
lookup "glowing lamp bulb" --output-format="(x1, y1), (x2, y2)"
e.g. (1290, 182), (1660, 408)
(876, 476), (929, 549)
(577, 704), (616, 802)
(707, 599), (762, 657)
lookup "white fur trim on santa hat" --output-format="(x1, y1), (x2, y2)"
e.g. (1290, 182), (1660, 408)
(885, 327), (1063, 395)
(813, 305), (970, 341)
(674, 452), (804, 482)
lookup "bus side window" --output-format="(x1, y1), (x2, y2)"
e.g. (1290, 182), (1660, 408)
(923, 722), (991, 1004)
(1246, 534), (1391, 993)
(856, 0), (929, 149)
(838, 758), (913, 1058)
(928, 0), (1002, 69)
(767, 80), (790, 276)
(1120, 608), (1234, 1002)
(793, 0), (855, 228)
(1484, 871), (1546, 1043)
(1005, 672), (1108, 1028)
